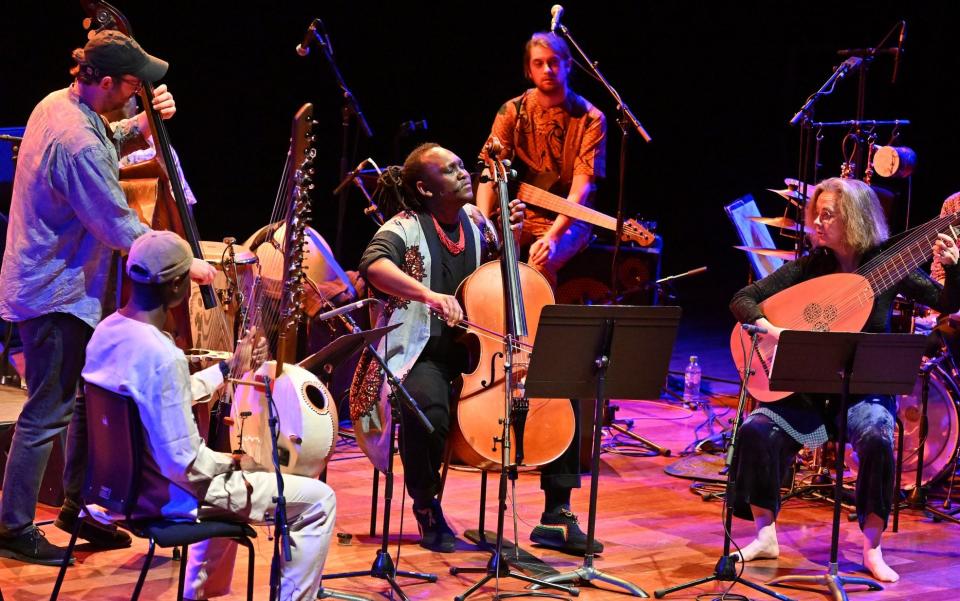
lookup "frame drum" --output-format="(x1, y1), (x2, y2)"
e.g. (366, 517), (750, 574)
(188, 240), (258, 350)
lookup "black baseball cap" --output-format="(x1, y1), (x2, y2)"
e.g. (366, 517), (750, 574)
(79, 30), (168, 82)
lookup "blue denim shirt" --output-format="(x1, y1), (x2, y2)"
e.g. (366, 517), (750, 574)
(0, 85), (150, 328)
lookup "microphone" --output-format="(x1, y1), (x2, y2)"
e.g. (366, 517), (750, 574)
(400, 119), (428, 133)
(295, 18), (320, 57)
(892, 20), (906, 83)
(315, 297), (377, 321)
(838, 56), (863, 75)
(837, 48), (897, 57)
(332, 158), (371, 195)
(741, 323), (768, 335)
(550, 4), (564, 33)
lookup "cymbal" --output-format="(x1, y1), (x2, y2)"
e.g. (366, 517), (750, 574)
(734, 246), (798, 260)
(783, 178), (816, 192)
(767, 187), (808, 205)
(749, 216), (811, 232)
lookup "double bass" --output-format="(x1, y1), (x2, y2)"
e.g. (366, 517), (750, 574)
(80, 0), (217, 339)
(447, 142), (575, 470)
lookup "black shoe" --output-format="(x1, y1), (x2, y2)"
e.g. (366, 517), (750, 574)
(55, 507), (132, 550)
(530, 508), (605, 556)
(0, 527), (75, 566)
(413, 499), (456, 553)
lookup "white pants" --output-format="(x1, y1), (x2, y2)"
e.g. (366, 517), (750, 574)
(184, 471), (336, 600)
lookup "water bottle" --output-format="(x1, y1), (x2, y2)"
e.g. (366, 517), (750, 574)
(683, 355), (701, 404)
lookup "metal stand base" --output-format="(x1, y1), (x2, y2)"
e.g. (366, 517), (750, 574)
(450, 552), (577, 601)
(321, 550), (436, 601)
(607, 422), (671, 456)
(317, 586), (374, 601)
(533, 561), (648, 597)
(768, 563), (882, 601)
(654, 555), (795, 600)
(903, 488), (960, 525)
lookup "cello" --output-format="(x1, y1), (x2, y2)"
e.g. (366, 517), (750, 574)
(447, 141), (575, 470)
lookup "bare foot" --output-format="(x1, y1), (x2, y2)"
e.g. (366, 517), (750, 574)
(864, 546), (899, 582)
(733, 534), (779, 562)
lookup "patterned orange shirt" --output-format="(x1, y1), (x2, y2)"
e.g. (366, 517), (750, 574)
(486, 88), (606, 219)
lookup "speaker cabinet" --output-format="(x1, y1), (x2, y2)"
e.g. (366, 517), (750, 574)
(556, 241), (662, 307)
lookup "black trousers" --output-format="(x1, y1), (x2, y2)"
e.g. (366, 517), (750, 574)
(397, 354), (581, 505)
(732, 398), (896, 530)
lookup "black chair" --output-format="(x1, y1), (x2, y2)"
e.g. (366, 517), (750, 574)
(50, 384), (257, 601)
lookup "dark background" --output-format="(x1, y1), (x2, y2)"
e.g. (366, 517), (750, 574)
(2, 1), (958, 332)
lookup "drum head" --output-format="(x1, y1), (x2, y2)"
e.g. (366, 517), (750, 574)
(199, 240), (256, 265)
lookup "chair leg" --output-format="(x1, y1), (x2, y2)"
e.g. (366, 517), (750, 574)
(48, 514), (84, 601)
(237, 536), (256, 601)
(131, 538), (157, 601)
(176, 544), (189, 601)
(437, 442), (453, 504)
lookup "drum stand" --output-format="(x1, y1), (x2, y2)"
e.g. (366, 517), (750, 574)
(896, 352), (960, 525)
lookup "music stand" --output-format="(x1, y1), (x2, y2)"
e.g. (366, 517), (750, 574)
(765, 331), (927, 599)
(298, 324), (400, 373)
(526, 305), (681, 597)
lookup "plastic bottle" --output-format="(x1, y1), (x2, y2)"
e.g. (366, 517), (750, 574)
(683, 355), (701, 404)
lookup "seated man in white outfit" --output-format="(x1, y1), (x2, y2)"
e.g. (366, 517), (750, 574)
(83, 230), (337, 601)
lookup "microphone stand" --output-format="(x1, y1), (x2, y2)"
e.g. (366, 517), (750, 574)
(261, 376), (291, 601)
(551, 20), (651, 300)
(654, 331), (796, 601)
(319, 307), (438, 601)
(306, 19), (374, 258)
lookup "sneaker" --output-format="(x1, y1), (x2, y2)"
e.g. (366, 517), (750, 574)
(412, 499), (456, 553)
(530, 508), (605, 555)
(0, 527), (75, 566)
(55, 506), (131, 549)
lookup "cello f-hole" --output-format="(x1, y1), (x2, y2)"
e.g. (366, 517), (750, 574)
(483, 351), (504, 388)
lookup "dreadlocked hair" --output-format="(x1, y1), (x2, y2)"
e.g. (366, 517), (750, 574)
(374, 142), (440, 218)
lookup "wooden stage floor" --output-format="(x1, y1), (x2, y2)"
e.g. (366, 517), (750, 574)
(3, 397), (960, 600)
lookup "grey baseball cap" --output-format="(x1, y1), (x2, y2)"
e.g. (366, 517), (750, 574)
(80, 29), (168, 82)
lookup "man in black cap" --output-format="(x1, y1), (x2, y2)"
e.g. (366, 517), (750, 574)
(0, 29), (215, 565)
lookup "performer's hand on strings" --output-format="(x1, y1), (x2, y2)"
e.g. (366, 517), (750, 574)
(508, 199), (525, 233)
(934, 232), (959, 266)
(150, 83), (176, 120)
(188, 258), (217, 285)
(425, 291), (464, 326)
(528, 234), (558, 267)
(230, 329), (269, 374)
(755, 317), (783, 342)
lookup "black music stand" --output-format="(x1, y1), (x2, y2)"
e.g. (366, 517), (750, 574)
(765, 331), (927, 600)
(298, 325), (399, 374)
(527, 305), (682, 597)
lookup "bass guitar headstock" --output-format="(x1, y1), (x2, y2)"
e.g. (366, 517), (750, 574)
(622, 218), (657, 247)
